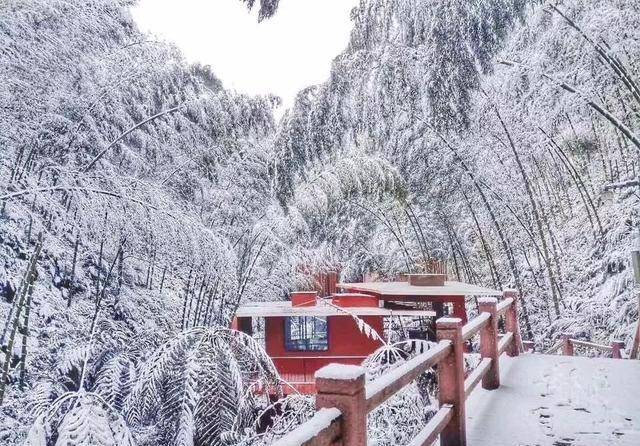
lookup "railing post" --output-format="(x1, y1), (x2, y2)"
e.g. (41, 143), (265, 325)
(561, 333), (574, 356)
(611, 340), (625, 359)
(315, 364), (367, 446)
(436, 317), (466, 446)
(478, 298), (500, 390)
(503, 289), (522, 356)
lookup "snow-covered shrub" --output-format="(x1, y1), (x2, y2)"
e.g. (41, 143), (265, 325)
(23, 391), (136, 446)
(123, 327), (280, 446)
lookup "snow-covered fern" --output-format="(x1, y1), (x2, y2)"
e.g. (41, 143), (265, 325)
(23, 391), (136, 446)
(92, 352), (137, 411)
(123, 327), (280, 446)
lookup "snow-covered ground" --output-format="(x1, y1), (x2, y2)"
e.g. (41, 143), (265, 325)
(466, 354), (640, 446)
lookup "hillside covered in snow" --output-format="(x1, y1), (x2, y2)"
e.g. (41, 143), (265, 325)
(0, 0), (638, 445)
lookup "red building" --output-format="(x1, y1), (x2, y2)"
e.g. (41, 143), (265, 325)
(233, 274), (500, 394)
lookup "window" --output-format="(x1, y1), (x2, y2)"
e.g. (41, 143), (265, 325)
(285, 316), (329, 351)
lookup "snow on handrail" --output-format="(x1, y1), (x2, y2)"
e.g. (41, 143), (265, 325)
(464, 357), (492, 399)
(496, 297), (514, 316)
(365, 340), (452, 411)
(569, 339), (613, 351)
(461, 312), (491, 341)
(271, 407), (342, 446)
(544, 339), (564, 354)
(498, 332), (514, 356)
(545, 337), (617, 355)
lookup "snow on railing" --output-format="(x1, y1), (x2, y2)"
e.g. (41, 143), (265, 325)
(545, 334), (626, 359)
(274, 290), (523, 446)
(271, 408), (342, 446)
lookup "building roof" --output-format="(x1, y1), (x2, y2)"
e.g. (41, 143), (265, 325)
(337, 280), (502, 297)
(235, 300), (436, 318)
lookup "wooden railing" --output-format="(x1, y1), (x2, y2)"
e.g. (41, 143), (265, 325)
(545, 333), (626, 359)
(272, 290), (523, 446)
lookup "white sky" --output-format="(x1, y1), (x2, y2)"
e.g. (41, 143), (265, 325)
(132, 0), (359, 114)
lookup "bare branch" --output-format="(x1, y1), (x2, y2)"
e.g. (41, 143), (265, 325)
(497, 58), (640, 152)
(81, 104), (184, 172)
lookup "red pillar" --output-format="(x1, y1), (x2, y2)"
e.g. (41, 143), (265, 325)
(436, 317), (466, 446)
(478, 297), (500, 390)
(611, 340), (625, 359)
(561, 333), (574, 356)
(503, 289), (522, 356)
(315, 364), (367, 446)
(232, 316), (252, 335)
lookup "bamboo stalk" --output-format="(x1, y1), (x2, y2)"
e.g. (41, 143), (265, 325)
(18, 270), (36, 390)
(0, 234), (42, 405)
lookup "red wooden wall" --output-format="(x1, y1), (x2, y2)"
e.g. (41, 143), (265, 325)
(266, 315), (384, 393)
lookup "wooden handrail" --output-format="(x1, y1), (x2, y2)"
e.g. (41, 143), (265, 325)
(498, 332), (514, 356)
(271, 408), (342, 446)
(461, 312), (490, 341)
(546, 335), (626, 358)
(275, 290), (523, 446)
(406, 405), (454, 446)
(570, 339), (613, 351)
(365, 340), (452, 411)
(496, 297), (514, 316)
(544, 339), (563, 354)
(464, 358), (492, 399)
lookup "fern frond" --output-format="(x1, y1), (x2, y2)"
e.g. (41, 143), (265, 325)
(219, 329), (280, 386)
(23, 414), (48, 446)
(124, 332), (194, 424)
(93, 353), (137, 411)
(253, 394), (314, 442)
(52, 393), (136, 446)
(124, 327), (278, 445)
(320, 300), (387, 345)
(172, 349), (200, 446)
(27, 381), (62, 418)
(195, 341), (245, 445)
(57, 343), (93, 388)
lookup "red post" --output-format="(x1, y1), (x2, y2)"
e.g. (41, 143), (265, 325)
(315, 364), (367, 446)
(232, 316), (252, 334)
(436, 317), (466, 446)
(503, 289), (522, 356)
(561, 334), (574, 356)
(611, 340), (625, 359)
(631, 322), (640, 359)
(478, 298), (500, 390)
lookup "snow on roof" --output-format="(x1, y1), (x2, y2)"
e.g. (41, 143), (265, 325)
(235, 300), (436, 318)
(337, 280), (501, 297)
(315, 363), (365, 380)
(477, 297), (498, 304)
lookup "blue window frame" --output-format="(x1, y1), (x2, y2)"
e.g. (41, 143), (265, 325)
(284, 316), (329, 351)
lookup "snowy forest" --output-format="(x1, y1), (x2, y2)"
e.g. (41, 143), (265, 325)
(0, 0), (639, 445)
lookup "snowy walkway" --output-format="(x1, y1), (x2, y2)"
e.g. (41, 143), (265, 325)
(466, 354), (640, 446)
